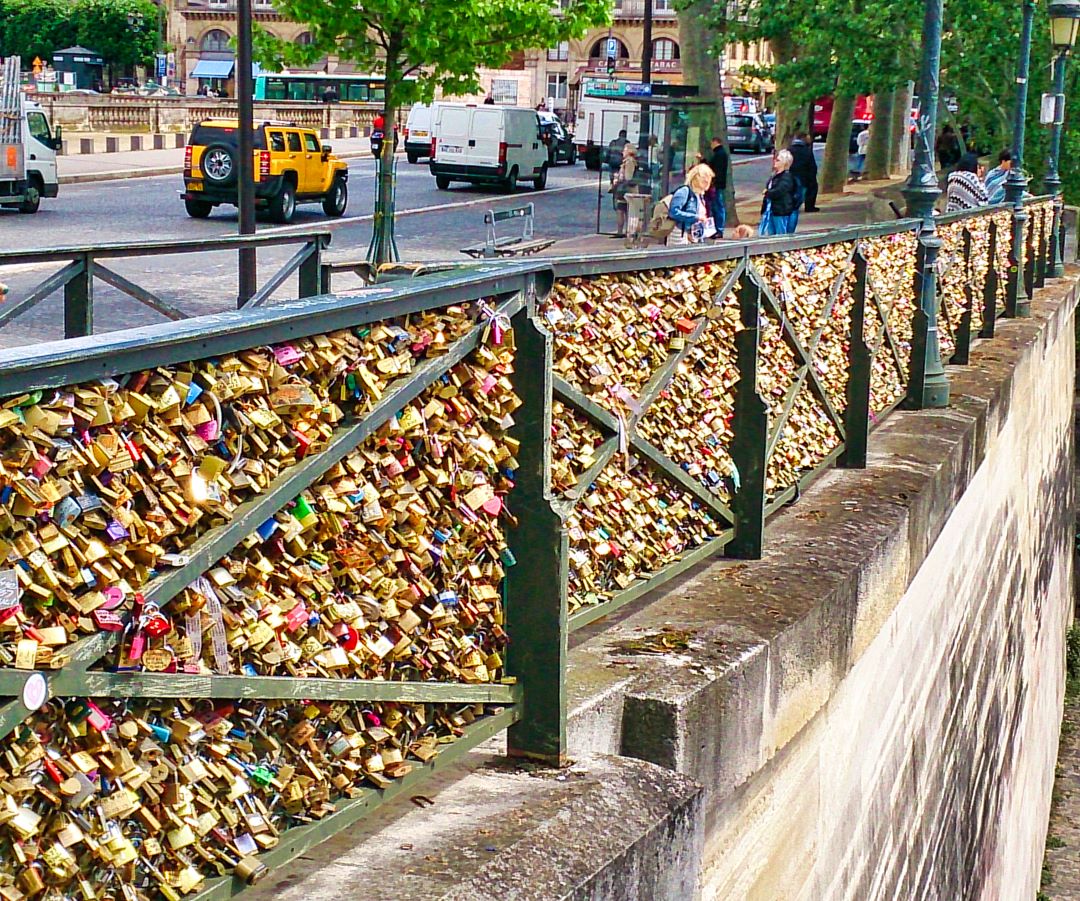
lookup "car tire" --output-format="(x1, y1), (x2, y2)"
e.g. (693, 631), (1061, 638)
(533, 164), (548, 191)
(322, 177), (348, 217)
(184, 197), (213, 218)
(18, 179), (41, 214)
(502, 166), (518, 194)
(436, 174), (450, 190)
(754, 137), (763, 154)
(569, 146), (578, 165)
(269, 180), (297, 224)
(200, 143), (237, 186)
(407, 151), (419, 164)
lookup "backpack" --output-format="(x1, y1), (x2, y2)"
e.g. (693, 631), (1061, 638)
(647, 194), (674, 240)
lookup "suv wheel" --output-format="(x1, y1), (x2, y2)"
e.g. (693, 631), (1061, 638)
(322, 177), (348, 217)
(185, 197), (213, 218)
(270, 180), (297, 224)
(201, 143), (237, 186)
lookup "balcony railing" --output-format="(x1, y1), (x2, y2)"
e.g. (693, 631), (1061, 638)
(613, 0), (678, 18)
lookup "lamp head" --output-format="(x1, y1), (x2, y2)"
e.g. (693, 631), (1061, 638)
(1049, 0), (1080, 52)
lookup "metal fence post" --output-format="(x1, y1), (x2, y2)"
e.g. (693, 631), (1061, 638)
(840, 248), (870, 468)
(505, 270), (568, 766)
(952, 228), (973, 365)
(298, 235), (324, 298)
(1036, 209), (1049, 289)
(64, 252), (93, 339)
(725, 260), (769, 559)
(1024, 209), (1037, 300)
(980, 220), (999, 338)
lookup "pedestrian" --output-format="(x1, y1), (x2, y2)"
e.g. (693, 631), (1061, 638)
(610, 143), (638, 237)
(946, 152), (989, 212)
(484, 94), (496, 104)
(606, 129), (629, 170)
(322, 85), (338, 104)
(788, 131), (818, 212)
(850, 126), (870, 180)
(759, 149), (799, 236)
(707, 135), (729, 237)
(935, 124), (962, 171)
(666, 163), (715, 245)
(984, 149), (1012, 205)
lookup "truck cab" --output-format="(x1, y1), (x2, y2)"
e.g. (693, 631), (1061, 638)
(0, 99), (61, 213)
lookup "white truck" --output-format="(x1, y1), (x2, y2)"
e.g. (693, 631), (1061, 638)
(0, 57), (61, 214)
(430, 104), (548, 192)
(575, 95), (642, 171)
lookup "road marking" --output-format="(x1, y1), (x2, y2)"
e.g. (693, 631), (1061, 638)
(254, 180), (596, 236)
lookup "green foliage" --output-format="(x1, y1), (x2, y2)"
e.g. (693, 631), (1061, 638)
(0, 0), (70, 63)
(0, 0), (159, 67)
(256, 0), (610, 111)
(71, 0), (160, 69)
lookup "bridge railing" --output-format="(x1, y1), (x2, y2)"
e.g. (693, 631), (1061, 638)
(0, 232), (332, 339)
(0, 196), (1057, 901)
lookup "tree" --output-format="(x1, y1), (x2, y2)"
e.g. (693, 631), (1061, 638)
(72, 0), (160, 71)
(677, 0), (737, 225)
(259, 0), (609, 265)
(0, 0), (69, 64)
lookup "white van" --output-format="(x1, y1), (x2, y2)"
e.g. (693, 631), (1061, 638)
(575, 96), (641, 170)
(404, 102), (441, 164)
(430, 104), (548, 192)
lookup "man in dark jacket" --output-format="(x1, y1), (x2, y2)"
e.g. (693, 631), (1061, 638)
(788, 132), (819, 212)
(707, 136), (728, 237)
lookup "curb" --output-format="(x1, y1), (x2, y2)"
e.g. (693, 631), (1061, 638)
(58, 150), (379, 186)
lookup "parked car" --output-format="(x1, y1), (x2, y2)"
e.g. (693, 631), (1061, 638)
(726, 113), (774, 154)
(538, 112), (577, 165)
(430, 104), (548, 192)
(181, 119), (348, 223)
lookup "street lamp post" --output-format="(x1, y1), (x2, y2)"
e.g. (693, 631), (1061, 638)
(902, 0), (949, 408)
(235, 0), (257, 306)
(1046, 0), (1080, 277)
(1005, 0), (1036, 317)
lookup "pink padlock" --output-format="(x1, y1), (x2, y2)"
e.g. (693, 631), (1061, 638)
(85, 701), (113, 733)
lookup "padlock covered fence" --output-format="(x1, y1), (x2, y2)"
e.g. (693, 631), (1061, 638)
(0, 197), (1054, 901)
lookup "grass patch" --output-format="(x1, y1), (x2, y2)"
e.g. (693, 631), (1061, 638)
(1047, 834), (1067, 849)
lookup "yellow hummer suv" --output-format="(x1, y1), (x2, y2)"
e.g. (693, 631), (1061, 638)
(182, 119), (349, 223)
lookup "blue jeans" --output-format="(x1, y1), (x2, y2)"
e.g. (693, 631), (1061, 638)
(765, 212), (797, 235)
(708, 193), (726, 236)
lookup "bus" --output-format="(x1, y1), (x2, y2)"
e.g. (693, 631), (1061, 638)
(253, 72), (414, 104)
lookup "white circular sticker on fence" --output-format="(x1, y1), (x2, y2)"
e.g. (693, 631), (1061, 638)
(21, 673), (47, 711)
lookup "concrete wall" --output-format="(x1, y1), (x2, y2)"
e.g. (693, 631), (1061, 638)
(567, 274), (1077, 900)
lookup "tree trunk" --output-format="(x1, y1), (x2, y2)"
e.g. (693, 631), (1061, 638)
(890, 81), (913, 176)
(819, 92), (856, 194)
(864, 89), (895, 180)
(769, 34), (803, 147)
(678, 0), (738, 224)
(369, 45), (401, 266)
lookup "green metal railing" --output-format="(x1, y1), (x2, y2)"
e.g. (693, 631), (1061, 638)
(0, 196), (1059, 901)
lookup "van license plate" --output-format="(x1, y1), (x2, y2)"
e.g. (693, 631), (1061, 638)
(441, 144), (463, 153)
(413, 130), (428, 138)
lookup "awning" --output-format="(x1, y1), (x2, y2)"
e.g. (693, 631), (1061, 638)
(190, 60), (235, 79)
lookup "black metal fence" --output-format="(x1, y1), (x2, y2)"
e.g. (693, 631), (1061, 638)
(0, 197), (1057, 901)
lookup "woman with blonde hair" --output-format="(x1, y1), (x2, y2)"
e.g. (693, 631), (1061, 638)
(666, 163), (714, 245)
(610, 143), (639, 237)
(759, 149), (799, 236)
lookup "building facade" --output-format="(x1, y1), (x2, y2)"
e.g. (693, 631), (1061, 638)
(164, 0), (772, 107)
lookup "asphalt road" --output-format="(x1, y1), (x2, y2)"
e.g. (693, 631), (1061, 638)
(0, 151), (777, 349)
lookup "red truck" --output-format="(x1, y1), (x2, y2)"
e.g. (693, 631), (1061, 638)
(811, 95), (875, 141)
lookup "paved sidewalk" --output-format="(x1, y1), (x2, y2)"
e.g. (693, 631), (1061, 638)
(542, 175), (901, 258)
(57, 136), (376, 184)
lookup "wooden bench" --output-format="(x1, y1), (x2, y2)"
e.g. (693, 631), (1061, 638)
(461, 204), (554, 258)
